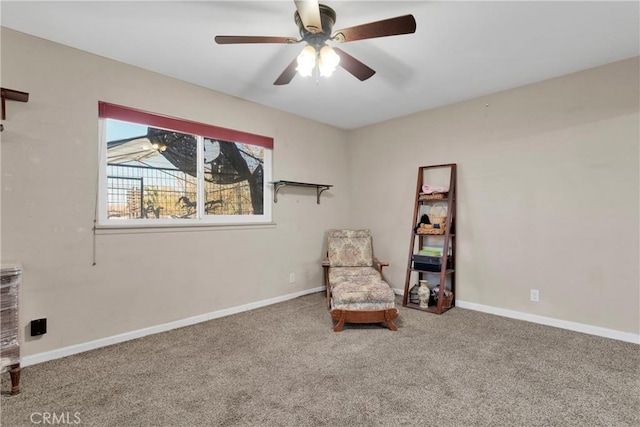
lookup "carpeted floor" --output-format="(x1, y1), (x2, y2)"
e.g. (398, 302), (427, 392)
(1, 292), (638, 426)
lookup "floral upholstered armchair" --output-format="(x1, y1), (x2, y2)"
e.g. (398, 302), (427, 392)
(322, 229), (398, 332)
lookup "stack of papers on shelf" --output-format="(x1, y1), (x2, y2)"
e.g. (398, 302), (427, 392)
(419, 246), (443, 256)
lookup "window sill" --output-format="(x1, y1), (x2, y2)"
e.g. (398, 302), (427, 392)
(94, 222), (277, 235)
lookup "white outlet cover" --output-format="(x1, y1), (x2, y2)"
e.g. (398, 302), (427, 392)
(530, 289), (540, 302)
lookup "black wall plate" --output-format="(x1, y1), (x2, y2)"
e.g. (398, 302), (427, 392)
(31, 318), (47, 336)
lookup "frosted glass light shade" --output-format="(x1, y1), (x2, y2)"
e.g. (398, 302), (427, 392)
(318, 46), (340, 77)
(296, 45), (316, 77)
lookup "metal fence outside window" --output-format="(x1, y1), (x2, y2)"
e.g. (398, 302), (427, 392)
(107, 164), (253, 219)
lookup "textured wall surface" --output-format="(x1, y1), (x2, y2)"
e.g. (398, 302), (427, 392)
(0, 28), (350, 357)
(2, 28), (638, 360)
(348, 57), (640, 335)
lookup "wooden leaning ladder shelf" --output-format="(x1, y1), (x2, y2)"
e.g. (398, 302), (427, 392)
(402, 163), (457, 314)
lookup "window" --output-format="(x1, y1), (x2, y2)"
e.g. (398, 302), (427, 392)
(98, 102), (272, 226)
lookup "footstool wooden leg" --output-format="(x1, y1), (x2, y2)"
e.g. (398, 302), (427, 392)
(333, 310), (346, 332)
(385, 309), (398, 331)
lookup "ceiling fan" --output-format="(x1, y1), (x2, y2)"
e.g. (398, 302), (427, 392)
(214, 0), (416, 85)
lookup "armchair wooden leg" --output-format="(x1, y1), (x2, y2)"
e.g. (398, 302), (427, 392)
(323, 265), (331, 309)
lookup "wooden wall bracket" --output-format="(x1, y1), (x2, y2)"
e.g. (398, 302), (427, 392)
(1, 87), (30, 132)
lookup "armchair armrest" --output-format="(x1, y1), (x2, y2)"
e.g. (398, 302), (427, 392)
(373, 257), (389, 267)
(373, 257), (389, 274)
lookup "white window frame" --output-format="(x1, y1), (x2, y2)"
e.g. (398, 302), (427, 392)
(97, 111), (272, 228)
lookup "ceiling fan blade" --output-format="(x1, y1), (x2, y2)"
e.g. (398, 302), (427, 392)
(294, 0), (322, 34)
(215, 35), (298, 44)
(333, 48), (376, 81)
(332, 14), (416, 43)
(274, 57), (299, 85)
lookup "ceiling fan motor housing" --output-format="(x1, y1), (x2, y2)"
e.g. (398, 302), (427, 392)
(295, 4), (336, 47)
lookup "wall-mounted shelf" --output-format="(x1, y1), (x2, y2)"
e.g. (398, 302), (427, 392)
(1, 88), (29, 132)
(271, 181), (333, 204)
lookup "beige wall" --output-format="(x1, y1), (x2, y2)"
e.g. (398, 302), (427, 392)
(348, 57), (640, 335)
(0, 28), (350, 357)
(2, 28), (638, 360)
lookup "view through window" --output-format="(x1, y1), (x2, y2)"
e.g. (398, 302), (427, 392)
(99, 105), (272, 225)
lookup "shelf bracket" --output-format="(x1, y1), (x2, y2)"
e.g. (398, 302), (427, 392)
(271, 181), (333, 204)
(316, 185), (331, 204)
(1, 87), (30, 132)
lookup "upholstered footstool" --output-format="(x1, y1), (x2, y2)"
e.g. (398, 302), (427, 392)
(330, 278), (398, 332)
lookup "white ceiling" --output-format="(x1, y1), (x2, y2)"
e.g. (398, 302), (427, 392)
(1, 1), (638, 130)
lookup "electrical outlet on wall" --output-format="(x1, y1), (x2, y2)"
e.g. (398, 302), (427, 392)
(31, 318), (47, 336)
(530, 289), (540, 302)
(289, 273), (295, 284)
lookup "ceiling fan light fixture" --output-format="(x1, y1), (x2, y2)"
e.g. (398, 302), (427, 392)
(318, 45), (340, 77)
(216, 1), (417, 85)
(296, 45), (316, 77)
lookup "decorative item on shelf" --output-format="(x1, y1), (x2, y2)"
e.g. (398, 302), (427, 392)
(421, 185), (448, 194)
(412, 254), (450, 272)
(417, 280), (430, 308)
(416, 223), (446, 235)
(415, 213), (443, 235)
(418, 192), (447, 201)
(408, 283), (421, 305)
(432, 286), (454, 309)
(414, 214), (430, 229)
(428, 204), (447, 225)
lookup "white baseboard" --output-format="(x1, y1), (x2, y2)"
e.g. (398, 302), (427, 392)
(393, 288), (638, 344)
(22, 287), (637, 367)
(455, 300), (639, 344)
(21, 286), (325, 367)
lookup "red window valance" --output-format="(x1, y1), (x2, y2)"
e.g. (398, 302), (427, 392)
(99, 101), (273, 149)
